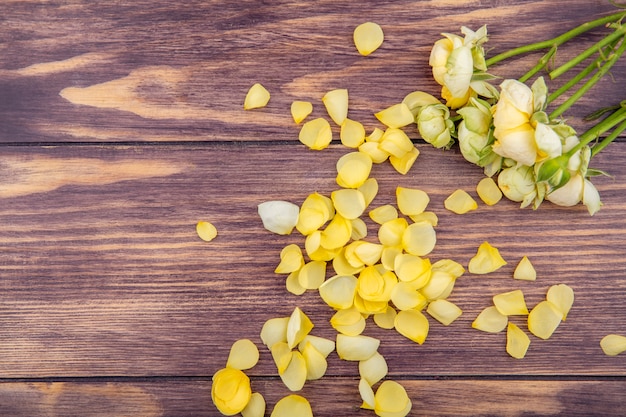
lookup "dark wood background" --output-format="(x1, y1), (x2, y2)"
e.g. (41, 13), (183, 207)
(1, 1), (625, 416)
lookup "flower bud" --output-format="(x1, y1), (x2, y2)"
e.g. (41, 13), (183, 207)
(536, 155), (571, 190)
(497, 165), (539, 208)
(417, 103), (454, 149)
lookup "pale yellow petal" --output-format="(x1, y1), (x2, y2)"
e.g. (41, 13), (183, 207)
(280, 351), (307, 391)
(336, 151), (373, 189)
(506, 322), (530, 359)
(394, 253), (431, 288)
(296, 192), (334, 235)
(374, 380), (412, 417)
(359, 141), (391, 164)
(408, 211), (438, 227)
(291, 100), (313, 124)
(600, 334), (626, 356)
(389, 146), (419, 175)
(431, 259), (465, 278)
(379, 128), (414, 158)
(351, 217), (368, 241)
(358, 177), (379, 206)
(336, 334), (380, 361)
(546, 284), (574, 321)
(244, 83), (270, 110)
(357, 265), (396, 303)
(427, 299), (462, 326)
(258, 200), (299, 235)
(299, 117), (332, 150)
(196, 221), (217, 242)
(472, 306), (508, 333)
(381, 246), (403, 271)
(260, 317), (289, 347)
(330, 307), (367, 336)
(359, 378), (376, 410)
(341, 118), (366, 148)
(297, 260), (327, 290)
(270, 395), (313, 417)
(402, 221), (436, 256)
(353, 22), (384, 56)
(394, 309), (429, 344)
(359, 351), (388, 385)
(419, 270), (455, 301)
(323, 88), (349, 126)
(297, 335), (335, 358)
(286, 270), (307, 295)
(375, 102), (414, 128)
(444, 189), (478, 214)
(212, 367), (252, 415)
(476, 177), (503, 206)
(391, 281), (428, 311)
(513, 256), (536, 281)
(378, 217), (408, 247)
(468, 241), (507, 274)
(528, 300), (562, 340)
(354, 241), (384, 266)
(274, 244), (304, 274)
(331, 188), (367, 220)
(300, 342), (328, 380)
(270, 342), (293, 374)
(332, 247), (365, 276)
(226, 338), (259, 370)
(369, 205), (398, 224)
(319, 274), (357, 310)
(304, 230), (336, 262)
(287, 307), (314, 349)
(373, 305), (397, 330)
(241, 392), (266, 417)
(396, 186), (430, 216)
(320, 213), (352, 250)
(402, 90), (440, 117)
(493, 289), (529, 316)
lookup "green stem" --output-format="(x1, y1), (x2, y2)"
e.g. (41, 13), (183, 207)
(591, 117), (626, 156)
(519, 46), (556, 83)
(567, 105), (626, 156)
(549, 25), (626, 79)
(549, 35), (626, 119)
(485, 11), (626, 67)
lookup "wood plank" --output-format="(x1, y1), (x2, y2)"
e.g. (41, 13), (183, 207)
(0, 143), (625, 379)
(0, 378), (625, 416)
(0, 0), (624, 142)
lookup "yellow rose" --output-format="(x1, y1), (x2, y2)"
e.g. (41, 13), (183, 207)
(212, 367), (252, 415)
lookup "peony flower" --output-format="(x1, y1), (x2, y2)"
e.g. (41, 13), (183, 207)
(417, 103), (455, 148)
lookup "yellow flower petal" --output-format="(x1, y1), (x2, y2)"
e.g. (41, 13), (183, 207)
(287, 307), (314, 349)
(419, 270), (456, 301)
(373, 305), (397, 329)
(241, 392), (265, 417)
(304, 230), (337, 262)
(358, 177), (379, 206)
(196, 221), (217, 242)
(297, 260), (327, 290)
(330, 307), (366, 336)
(332, 248), (364, 276)
(270, 342), (293, 374)
(296, 192), (334, 235)
(600, 334), (626, 356)
(528, 300), (562, 340)
(351, 217), (368, 241)
(468, 241), (507, 274)
(396, 186), (430, 216)
(380, 246), (402, 271)
(336, 151), (373, 189)
(319, 274), (358, 310)
(270, 395), (313, 417)
(426, 299), (462, 326)
(389, 146), (419, 175)
(243, 83), (270, 110)
(331, 188), (367, 220)
(402, 90), (440, 117)
(300, 341), (328, 380)
(506, 322), (530, 359)
(291, 100), (313, 124)
(546, 284), (574, 321)
(359, 351), (388, 385)
(357, 265), (396, 302)
(320, 214), (352, 250)
(359, 141), (390, 164)
(212, 367), (252, 415)
(408, 211), (438, 227)
(322, 88), (349, 126)
(513, 255), (536, 281)
(394, 253), (431, 288)
(336, 334), (380, 361)
(401, 221), (436, 256)
(375, 102), (414, 128)
(379, 128), (414, 158)
(353, 22), (384, 56)
(378, 218), (408, 247)
(260, 317), (289, 348)
(472, 306), (507, 333)
(431, 258), (465, 278)
(274, 244), (305, 274)
(341, 118), (366, 148)
(359, 378), (376, 410)
(391, 281), (428, 311)
(299, 117), (332, 150)
(444, 189), (478, 214)
(257, 200), (300, 235)
(297, 335), (335, 358)
(493, 289), (529, 316)
(394, 309), (429, 344)
(369, 205), (398, 225)
(286, 270), (307, 295)
(374, 380), (412, 417)
(476, 177), (503, 206)
(280, 351), (307, 391)
(226, 339), (259, 371)
(354, 242), (384, 266)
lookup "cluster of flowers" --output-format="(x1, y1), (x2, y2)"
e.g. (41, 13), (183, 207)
(414, 12), (626, 215)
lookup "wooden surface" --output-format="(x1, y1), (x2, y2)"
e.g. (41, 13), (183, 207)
(1, 1), (625, 416)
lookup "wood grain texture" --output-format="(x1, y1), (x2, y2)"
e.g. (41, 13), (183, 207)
(1, 0), (626, 416)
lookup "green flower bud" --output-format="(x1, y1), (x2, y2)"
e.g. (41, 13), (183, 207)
(417, 103), (454, 149)
(536, 155), (571, 190)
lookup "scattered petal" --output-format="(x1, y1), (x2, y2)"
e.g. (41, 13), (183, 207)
(427, 299), (463, 325)
(379, 128), (414, 158)
(506, 322), (530, 359)
(528, 300), (562, 340)
(472, 306), (508, 333)
(280, 350), (307, 391)
(513, 256), (536, 281)
(394, 253), (431, 288)
(330, 307), (366, 336)
(402, 221), (437, 256)
(299, 118), (333, 150)
(270, 395), (313, 417)
(196, 221), (218, 242)
(297, 335), (335, 358)
(297, 260), (327, 290)
(389, 146), (420, 175)
(359, 351), (388, 385)
(374, 380), (413, 417)
(341, 118), (366, 148)
(351, 217), (369, 240)
(375, 102), (414, 128)
(394, 309), (429, 344)
(358, 177), (379, 206)
(336, 334), (380, 361)
(319, 274), (357, 310)
(378, 217), (408, 247)
(359, 378), (376, 410)
(391, 281), (428, 311)
(287, 307), (314, 349)
(323, 88), (349, 126)
(296, 192), (334, 235)
(271, 341), (293, 374)
(336, 151), (373, 189)
(331, 188), (367, 220)
(244, 83), (270, 110)
(476, 177), (503, 206)
(242, 392), (265, 417)
(369, 204), (398, 224)
(396, 186), (430, 216)
(286, 270), (307, 295)
(420, 269), (456, 301)
(226, 339), (259, 370)
(408, 211), (438, 227)
(260, 317), (289, 348)
(258, 201), (300, 235)
(353, 22), (384, 56)
(493, 289), (529, 316)
(546, 284), (574, 321)
(444, 189), (478, 214)
(600, 334), (626, 356)
(300, 341), (328, 380)
(275, 244), (305, 274)
(468, 241), (507, 274)
(373, 305), (397, 329)
(291, 100), (313, 124)
(212, 367), (252, 415)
